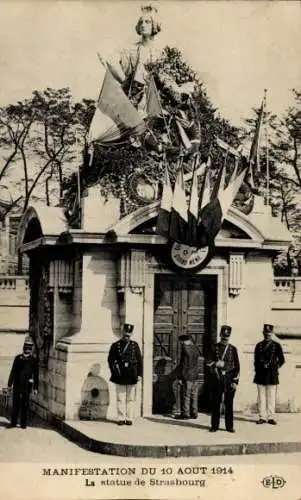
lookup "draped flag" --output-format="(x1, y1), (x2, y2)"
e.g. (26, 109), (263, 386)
(175, 119), (192, 151)
(169, 166), (188, 243)
(211, 162), (226, 200)
(146, 76), (162, 119)
(215, 137), (241, 158)
(249, 96), (265, 172)
(88, 68), (146, 145)
(198, 164), (248, 247)
(199, 159), (211, 210)
(156, 164), (173, 238)
(155, 154), (246, 252)
(219, 166), (247, 217)
(186, 156), (200, 246)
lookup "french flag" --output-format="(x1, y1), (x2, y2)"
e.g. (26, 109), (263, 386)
(168, 166), (189, 244)
(156, 164), (173, 238)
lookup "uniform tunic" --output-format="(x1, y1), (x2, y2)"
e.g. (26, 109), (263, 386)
(8, 354), (39, 427)
(253, 340), (285, 385)
(108, 339), (143, 385)
(208, 343), (240, 388)
(207, 342), (240, 431)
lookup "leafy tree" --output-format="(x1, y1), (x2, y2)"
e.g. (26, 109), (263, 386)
(242, 90), (301, 275)
(0, 99), (36, 188)
(0, 90), (94, 270)
(0, 90), (94, 213)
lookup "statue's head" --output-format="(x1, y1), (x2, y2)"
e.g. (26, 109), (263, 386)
(135, 4), (161, 38)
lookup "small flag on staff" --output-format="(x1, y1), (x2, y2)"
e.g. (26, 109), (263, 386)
(211, 161), (226, 200)
(186, 155), (200, 246)
(169, 164), (188, 244)
(198, 164), (248, 248)
(215, 137), (241, 158)
(249, 94), (265, 172)
(88, 67), (146, 145)
(199, 158), (211, 211)
(156, 163), (173, 238)
(175, 119), (192, 151)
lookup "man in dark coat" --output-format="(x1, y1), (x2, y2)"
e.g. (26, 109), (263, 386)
(254, 323), (285, 425)
(206, 325), (240, 433)
(175, 334), (200, 420)
(108, 323), (143, 426)
(8, 335), (39, 429)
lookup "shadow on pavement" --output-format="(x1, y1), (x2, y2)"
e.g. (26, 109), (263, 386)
(146, 416), (209, 430)
(0, 410), (56, 430)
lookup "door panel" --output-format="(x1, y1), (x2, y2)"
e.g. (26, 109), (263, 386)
(152, 274), (217, 415)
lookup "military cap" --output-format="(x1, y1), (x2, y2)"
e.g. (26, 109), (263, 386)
(123, 323), (134, 334)
(23, 335), (34, 349)
(220, 325), (232, 337)
(179, 334), (190, 341)
(263, 323), (273, 333)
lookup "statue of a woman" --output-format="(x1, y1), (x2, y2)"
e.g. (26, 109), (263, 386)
(108, 5), (193, 114)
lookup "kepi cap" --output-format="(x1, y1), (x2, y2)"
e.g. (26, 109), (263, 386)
(123, 323), (134, 334)
(23, 335), (34, 348)
(220, 325), (232, 337)
(263, 323), (273, 333)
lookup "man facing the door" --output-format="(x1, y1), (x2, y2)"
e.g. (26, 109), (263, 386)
(175, 334), (200, 420)
(206, 325), (240, 433)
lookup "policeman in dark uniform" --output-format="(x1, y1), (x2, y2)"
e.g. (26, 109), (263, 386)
(254, 323), (285, 425)
(206, 325), (240, 433)
(8, 335), (39, 428)
(108, 323), (143, 426)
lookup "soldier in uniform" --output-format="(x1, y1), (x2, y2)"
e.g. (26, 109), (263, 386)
(206, 325), (240, 433)
(108, 323), (143, 426)
(7, 335), (38, 428)
(254, 323), (285, 425)
(175, 334), (200, 420)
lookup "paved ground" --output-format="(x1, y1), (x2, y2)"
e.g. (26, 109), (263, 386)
(68, 412), (301, 446)
(1, 413), (301, 463)
(1, 414), (301, 500)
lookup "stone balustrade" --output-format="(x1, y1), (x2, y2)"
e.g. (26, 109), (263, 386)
(272, 277), (301, 337)
(0, 276), (29, 291)
(273, 277), (301, 292)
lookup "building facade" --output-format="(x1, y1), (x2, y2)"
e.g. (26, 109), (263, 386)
(18, 191), (300, 423)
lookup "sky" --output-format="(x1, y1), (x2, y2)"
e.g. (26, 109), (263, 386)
(0, 1), (300, 126)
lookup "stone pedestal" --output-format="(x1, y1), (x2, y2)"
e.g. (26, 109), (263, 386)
(81, 187), (120, 232)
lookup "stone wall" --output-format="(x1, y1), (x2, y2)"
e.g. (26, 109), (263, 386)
(227, 253), (274, 412)
(0, 276), (29, 333)
(2, 267), (301, 418)
(0, 276), (29, 388)
(47, 250), (120, 421)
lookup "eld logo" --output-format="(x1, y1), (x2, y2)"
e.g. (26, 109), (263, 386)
(261, 475), (286, 489)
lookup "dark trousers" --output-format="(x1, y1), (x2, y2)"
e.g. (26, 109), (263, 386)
(11, 389), (30, 427)
(211, 386), (235, 431)
(180, 380), (199, 417)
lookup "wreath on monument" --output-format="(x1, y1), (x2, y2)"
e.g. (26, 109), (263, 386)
(62, 45), (252, 225)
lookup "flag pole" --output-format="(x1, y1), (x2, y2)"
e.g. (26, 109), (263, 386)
(263, 89), (270, 205)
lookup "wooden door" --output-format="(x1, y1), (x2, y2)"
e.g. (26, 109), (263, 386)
(152, 274), (217, 415)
